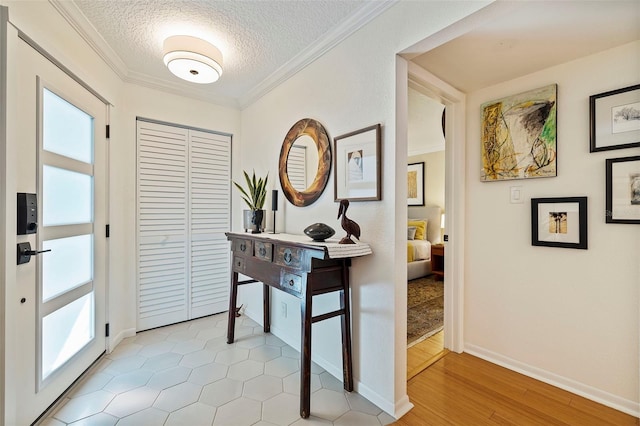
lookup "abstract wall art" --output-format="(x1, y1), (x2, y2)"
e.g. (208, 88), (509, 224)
(481, 84), (557, 181)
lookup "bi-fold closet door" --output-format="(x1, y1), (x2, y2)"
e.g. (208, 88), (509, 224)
(136, 119), (231, 331)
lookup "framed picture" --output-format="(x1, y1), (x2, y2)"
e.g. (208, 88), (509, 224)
(590, 84), (640, 152)
(407, 162), (425, 206)
(334, 124), (381, 201)
(531, 197), (587, 249)
(606, 155), (640, 224)
(481, 84), (557, 181)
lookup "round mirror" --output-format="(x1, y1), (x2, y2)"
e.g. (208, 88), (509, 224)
(279, 118), (331, 207)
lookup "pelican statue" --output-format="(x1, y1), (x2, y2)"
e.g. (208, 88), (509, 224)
(337, 199), (361, 244)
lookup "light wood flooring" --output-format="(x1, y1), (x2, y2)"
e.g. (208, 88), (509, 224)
(397, 351), (639, 425)
(407, 330), (447, 380)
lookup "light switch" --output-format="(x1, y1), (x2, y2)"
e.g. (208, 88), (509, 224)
(510, 186), (523, 204)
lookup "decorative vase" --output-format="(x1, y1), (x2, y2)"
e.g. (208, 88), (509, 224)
(243, 210), (265, 233)
(304, 223), (335, 242)
(251, 210), (264, 234)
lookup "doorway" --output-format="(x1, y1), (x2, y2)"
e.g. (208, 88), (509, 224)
(12, 35), (108, 424)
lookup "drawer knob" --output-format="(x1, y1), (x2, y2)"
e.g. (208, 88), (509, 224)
(283, 249), (292, 264)
(259, 247), (266, 256)
(240, 243), (246, 252)
(289, 279), (295, 287)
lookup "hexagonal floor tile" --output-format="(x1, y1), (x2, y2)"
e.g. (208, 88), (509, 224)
(199, 378), (242, 407)
(103, 370), (153, 394)
(243, 375), (282, 401)
(214, 347), (249, 365)
(214, 397), (261, 425)
(262, 392), (300, 425)
(146, 365), (192, 390)
(334, 410), (382, 425)
(264, 356), (299, 378)
(188, 362), (228, 386)
(103, 386), (159, 418)
(66, 411), (118, 426)
(69, 372), (113, 398)
(137, 340), (175, 358)
(227, 359), (264, 381)
(310, 388), (350, 421)
(346, 391), (383, 415)
(142, 352), (183, 372)
(53, 391), (115, 423)
(283, 372), (321, 395)
(180, 349), (216, 368)
(154, 381), (203, 412)
(249, 345), (282, 363)
(115, 407), (168, 426)
(165, 402), (216, 426)
(235, 334), (265, 349)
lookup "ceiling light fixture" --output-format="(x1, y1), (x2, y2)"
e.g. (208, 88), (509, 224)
(163, 35), (223, 84)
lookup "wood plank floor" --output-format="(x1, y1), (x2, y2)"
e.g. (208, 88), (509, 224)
(396, 352), (639, 425)
(407, 330), (447, 380)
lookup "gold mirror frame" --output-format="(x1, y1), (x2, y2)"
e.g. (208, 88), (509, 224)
(279, 118), (332, 207)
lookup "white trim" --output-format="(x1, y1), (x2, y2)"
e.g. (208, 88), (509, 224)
(108, 328), (136, 354)
(406, 62), (466, 354)
(0, 6), (8, 423)
(465, 344), (640, 418)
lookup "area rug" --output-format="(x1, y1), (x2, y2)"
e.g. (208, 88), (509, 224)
(407, 275), (444, 347)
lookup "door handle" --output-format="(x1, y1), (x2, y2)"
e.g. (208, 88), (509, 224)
(17, 242), (51, 265)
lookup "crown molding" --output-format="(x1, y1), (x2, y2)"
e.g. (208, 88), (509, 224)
(49, 0), (128, 80)
(237, 0), (397, 109)
(51, 0), (397, 110)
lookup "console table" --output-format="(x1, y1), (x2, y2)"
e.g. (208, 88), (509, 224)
(225, 232), (372, 418)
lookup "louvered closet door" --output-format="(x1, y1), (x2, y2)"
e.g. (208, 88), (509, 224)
(137, 120), (230, 330)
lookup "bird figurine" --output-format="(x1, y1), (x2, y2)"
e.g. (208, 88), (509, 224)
(337, 199), (361, 244)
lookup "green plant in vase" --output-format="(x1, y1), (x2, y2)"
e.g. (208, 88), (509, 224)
(233, 170), (268, 233)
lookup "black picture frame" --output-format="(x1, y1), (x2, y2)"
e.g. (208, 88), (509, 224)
(589, 84), (640, 152)
(531, 197), (587, 249)
(606, 155), (640, 224)
(334, 124), (381, 202)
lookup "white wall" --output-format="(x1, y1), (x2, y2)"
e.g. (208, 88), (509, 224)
(464, 41), (640, 414)
(408, 151), (445, 212)
(236, 1), (490, 416)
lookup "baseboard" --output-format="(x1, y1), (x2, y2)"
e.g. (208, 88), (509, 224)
(244, 308), (401, 418)
(465, 343), (640, 418)
(108, 327), (136, 353)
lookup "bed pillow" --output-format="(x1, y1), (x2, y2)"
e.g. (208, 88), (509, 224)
(407, 226), (417, 240)
(408, 220), (427, 240)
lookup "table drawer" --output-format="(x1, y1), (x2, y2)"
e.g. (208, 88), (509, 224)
(234, 238), (253, 256)
(232, 256), (245, 273)
(280, 271), (302, 295)
(275, 246), (303, 269)
(254, 241), (273, 261)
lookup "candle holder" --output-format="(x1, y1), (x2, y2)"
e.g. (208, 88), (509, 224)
(271, 189), (278, 234)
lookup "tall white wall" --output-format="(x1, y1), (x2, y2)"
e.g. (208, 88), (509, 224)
(464, 41), (640, 414)
(236, 1), (490, 416)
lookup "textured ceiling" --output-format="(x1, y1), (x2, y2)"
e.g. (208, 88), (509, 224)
(59, 0), (391, 107)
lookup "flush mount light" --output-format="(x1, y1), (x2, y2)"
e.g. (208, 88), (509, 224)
(163, 35), (223, 84)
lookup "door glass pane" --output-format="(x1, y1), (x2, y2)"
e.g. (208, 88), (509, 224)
(42, 235), (92, 301)
(43, 89), (93, 164)
(43, 165), (93, 226)
(42, 293), (94, 380)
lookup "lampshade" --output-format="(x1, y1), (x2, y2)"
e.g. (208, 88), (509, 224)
(163, 35), (223, 84)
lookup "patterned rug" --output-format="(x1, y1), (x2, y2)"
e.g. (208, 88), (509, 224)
(407, 275), (444, 347)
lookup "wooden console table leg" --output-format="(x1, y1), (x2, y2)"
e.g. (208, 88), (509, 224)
(340, 259), (354, 392)
(263, 284), (271, 333)
(227, 271), (239, 344)
(299, 284), (313, 418)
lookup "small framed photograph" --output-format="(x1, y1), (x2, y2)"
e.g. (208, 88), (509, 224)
(531, 197), (587, 249)
(590, 84), (640, 152)
(334, 124), (381, 201)
(407, 162), (425, 206)
(606, 155), (640, 224)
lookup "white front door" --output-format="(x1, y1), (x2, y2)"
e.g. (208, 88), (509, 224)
(12, 37), (107, 425)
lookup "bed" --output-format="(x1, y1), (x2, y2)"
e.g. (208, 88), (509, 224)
(407, 205), (442, 280)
